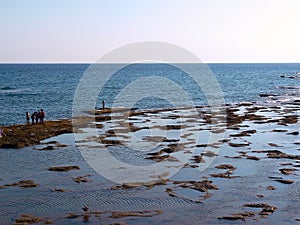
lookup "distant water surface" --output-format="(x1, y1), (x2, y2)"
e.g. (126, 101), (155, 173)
(0, 63), (299, 125)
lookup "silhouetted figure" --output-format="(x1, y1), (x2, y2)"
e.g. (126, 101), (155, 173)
(26, 112), (30, 124)
(102, 100), (105, 109)
(39, 109), (45, 124)
(31, 111), (37, 125)
(36, 111), (40, 124)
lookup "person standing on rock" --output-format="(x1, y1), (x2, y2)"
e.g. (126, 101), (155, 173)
(40, 109), (45, 124)
(31, 111), (37, 125)
(36, 111), (40, 124)
(0, 128), (6, 138)
(102, 100), (105, 109)
(26, 112), (30, 124)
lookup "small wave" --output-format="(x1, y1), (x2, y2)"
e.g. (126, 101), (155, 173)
(277, 86), (300, 90)
(260, 85), (300, 106)
(265, 94), (300, 105)
(0, 87), (33, 95)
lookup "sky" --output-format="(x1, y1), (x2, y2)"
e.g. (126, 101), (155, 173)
(0, 0), (300, 63)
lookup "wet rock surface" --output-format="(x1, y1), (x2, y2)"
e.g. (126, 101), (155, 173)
(219, 203), (277, 221)
(65, 209), (162, 223)
(12, 214), (43, 225)
(48, 165), (80, 172)
(51, 188), (67, 192)
(211, 163), (240, 178)
(1, 102), (299, 224)
(110, 210), (162, 218)
(0, 120), (72, 148)
(4, 180), (39, 188)
(273, 179), (294, 184)
(218, 211), (256, 221)
(72, 175), (92, 183)
(165, 179), (219, 203)
(279, 168), (298, 175)
(111, 179), (169, 190)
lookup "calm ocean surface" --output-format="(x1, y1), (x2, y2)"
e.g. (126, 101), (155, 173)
(0, 63), (300, 125)
(0, 63), (300, 224)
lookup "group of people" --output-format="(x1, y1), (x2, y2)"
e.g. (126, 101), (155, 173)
(26, 109), (45, 125)
(0, 109), (46, 139)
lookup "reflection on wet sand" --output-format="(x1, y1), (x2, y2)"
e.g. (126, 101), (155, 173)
(1, 100), (300, 224)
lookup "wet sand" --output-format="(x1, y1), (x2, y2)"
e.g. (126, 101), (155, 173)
(0, 102), (299, 224)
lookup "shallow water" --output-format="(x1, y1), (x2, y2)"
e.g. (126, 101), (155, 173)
(1, 63), (300, 224)
(0, 103), (299, 224)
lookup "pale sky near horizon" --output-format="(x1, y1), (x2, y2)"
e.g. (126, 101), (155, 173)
(1, 0), (300, 63)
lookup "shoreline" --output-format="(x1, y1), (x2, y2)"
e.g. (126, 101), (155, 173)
(0, 101), (299, 224)
(0, 120), (73, 148)
(0, 100), (298, 149)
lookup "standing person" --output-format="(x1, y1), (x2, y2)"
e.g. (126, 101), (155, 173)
(31, 112), (35, 125)
(40, 109), (45, 124)
(36, 110), (40, 124)
(26, 112), (30, 124)
(31, 111), (37, 125)
(0, 128), (5, 138)
(102, 100), (105, 109)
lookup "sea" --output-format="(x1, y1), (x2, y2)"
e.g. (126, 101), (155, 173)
(0, 63), (300, 125)
(0, 63), (300, 224)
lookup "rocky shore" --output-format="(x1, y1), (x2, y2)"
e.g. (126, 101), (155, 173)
(0, 120), (73, 148)
(0, 102), (299, 224)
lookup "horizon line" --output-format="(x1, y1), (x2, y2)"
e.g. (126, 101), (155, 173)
(0, 61), (300, 64)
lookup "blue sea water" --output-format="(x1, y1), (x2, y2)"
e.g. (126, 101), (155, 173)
(0, 63), (300, 225)
(0, 63), (300, 125)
